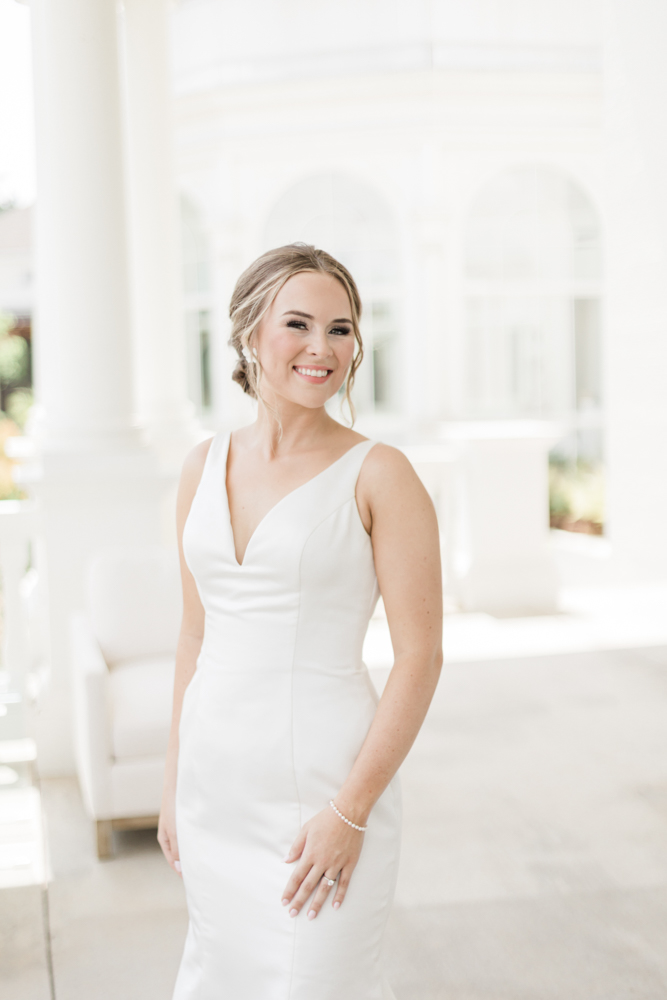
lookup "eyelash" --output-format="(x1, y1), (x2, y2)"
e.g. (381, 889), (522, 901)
(286, 320), (351, 337)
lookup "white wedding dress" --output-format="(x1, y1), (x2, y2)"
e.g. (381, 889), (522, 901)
(173, 431), (401, 1000)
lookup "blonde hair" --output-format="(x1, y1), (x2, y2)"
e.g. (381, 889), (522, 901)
(228, 243), (364, 424)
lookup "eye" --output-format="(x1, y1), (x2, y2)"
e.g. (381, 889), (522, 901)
(329, 326), (351, 337)
(286, 320), (308, 330)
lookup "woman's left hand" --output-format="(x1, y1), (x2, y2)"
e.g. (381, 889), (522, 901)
(281, 804), (365, 919)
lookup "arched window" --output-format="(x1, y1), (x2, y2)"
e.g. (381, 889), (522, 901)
(264, 173), (401, 414)
(181, 196), (213, 414)
(464, 167), (602, 460)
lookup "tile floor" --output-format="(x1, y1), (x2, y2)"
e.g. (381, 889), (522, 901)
(3, 646), (667, 999)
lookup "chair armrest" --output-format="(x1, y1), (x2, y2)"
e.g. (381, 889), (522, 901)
(70, 611), (113, 818)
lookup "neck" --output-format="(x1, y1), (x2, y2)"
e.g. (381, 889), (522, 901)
(249, 397), (339, 456)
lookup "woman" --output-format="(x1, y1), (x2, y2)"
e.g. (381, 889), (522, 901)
(158, 244), (443, 999)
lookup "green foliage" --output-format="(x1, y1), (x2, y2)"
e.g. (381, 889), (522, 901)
(549, 460), (604, 529)
(5, 388), (33, 429)
(0, 332), (28, 385)
(0, 311), (13, 339)
(0, 310), (29, 386)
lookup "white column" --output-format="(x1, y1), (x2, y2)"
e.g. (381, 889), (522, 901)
(30, 0), (140, 452)
(122, 0), (200, 472)
(416, 216), (449, 423)
(28, 0), (166, 774)
(402, 143), (449, 429)
(603, 2), (667, 580)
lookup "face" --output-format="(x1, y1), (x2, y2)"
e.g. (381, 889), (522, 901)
(252, 271), (356, 409)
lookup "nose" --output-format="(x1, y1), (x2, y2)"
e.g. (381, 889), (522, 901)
(306, 326), (333, 359)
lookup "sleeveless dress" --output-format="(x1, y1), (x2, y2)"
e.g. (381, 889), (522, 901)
(174, 431), (401, 1000)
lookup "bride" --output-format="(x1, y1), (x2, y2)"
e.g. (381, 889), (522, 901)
(158, 243), (443, 999)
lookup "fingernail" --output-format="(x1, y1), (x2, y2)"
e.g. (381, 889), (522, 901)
(281, 898), (289, 906)
(283, 857), (291, 863)
(289, 908), (298, 918)
(174, 861), (182, 873)
(333, 901), (340, 910)
(308, 909), (316, 920)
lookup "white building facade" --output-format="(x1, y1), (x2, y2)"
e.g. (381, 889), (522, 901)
(4, 0), (667, 775)
(171, 0), (605, 457)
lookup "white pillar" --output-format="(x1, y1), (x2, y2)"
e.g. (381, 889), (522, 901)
(603, 2), (667, 580)
(122, 0), (200, 472)
(610, 1), (667, 245)
(416, 217), (449, 423)
(28, 0), (166, 774)
(30, 0), (140, 452)
(402, 143), (449, 429)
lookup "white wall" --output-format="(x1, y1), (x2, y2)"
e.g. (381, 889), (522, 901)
(171, 2), (604, 435)
(172, 0), (603, 93)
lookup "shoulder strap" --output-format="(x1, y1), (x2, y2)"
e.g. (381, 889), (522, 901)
(196, 430), (228, 503)
(329, 438), (377, 500)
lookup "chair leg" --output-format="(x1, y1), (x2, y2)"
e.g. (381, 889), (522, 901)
(96, 819), (114, 859)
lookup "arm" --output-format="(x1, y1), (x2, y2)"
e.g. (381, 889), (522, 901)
(157, 438), (211, 873)
(281, 444), (443, 916)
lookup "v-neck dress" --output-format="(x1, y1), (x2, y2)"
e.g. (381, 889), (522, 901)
(173, 431), (401, 1000)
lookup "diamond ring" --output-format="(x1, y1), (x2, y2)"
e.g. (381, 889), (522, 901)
(322, 876), (335, 887)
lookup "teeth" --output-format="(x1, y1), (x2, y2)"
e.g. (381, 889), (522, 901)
(295, 367), (329, 378)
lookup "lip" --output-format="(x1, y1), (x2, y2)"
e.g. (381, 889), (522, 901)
(293, 365), (334, 385)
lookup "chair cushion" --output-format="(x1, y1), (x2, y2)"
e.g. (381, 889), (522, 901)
(108, 655), (175, 759)
(87, 546), (182, 664)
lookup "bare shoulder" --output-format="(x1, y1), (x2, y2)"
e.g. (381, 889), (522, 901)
(360, 441), (419, 482)
(359, 441), (425, 499)
(357, 442), (435, 530)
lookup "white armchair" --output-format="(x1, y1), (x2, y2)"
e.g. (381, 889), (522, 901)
(71, 545), (182, 858)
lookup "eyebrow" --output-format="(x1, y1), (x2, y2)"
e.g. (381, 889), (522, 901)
(282, 310), (352, 323)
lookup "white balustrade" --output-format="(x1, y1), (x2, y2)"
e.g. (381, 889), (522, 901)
(0, 501), (50, 742)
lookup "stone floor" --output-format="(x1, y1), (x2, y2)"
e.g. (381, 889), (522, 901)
(3, 645), (667, 999)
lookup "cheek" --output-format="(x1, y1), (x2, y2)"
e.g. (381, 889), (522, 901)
(261, 332), (299, 372)
(338, 338), (357, 369)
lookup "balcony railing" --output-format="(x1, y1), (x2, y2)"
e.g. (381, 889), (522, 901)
(0, 500), (50, 741)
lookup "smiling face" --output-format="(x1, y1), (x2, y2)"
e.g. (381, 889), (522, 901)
(252, 271), (357, 409)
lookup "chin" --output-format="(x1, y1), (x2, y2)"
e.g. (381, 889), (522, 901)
(272, 378), (344, 409)
(292, 391), (337, 410)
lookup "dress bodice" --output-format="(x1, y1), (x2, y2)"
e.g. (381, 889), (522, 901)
(183, 431), (380, 675)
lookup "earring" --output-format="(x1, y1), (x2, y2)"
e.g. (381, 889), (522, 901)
(241, 346), (252, 363)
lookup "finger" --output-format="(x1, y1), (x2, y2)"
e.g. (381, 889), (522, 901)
(287, 867), (323, 917)
(284, 828), (307, 864)
(332, 867), (351, 910)
(306, 873), (337, 921)
(281, 862), (313, 906)
(157, 823), (172, 863)
(158, 823), (181, 876)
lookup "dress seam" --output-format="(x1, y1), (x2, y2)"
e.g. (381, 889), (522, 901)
(285, 492), (365, 1000)
(286, 539), (304, 1000)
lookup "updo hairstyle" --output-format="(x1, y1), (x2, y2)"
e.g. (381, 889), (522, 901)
(228, 243), (364, 423)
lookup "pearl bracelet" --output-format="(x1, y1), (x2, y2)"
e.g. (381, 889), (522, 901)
(329, 799), (368, 833)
